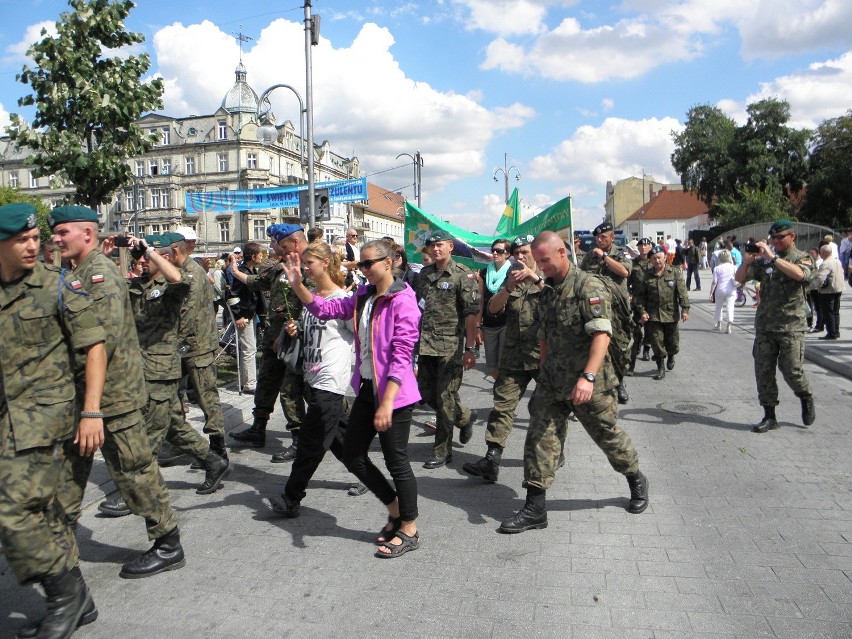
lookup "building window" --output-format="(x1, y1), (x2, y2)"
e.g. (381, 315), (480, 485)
(161, 189), (170, 208)
(150, 224), (161, 235)
(218, 153), (228, 173)
(218, 120), (228, 140)
(286, 161), (294, 177)
(161, 127), (170, 145)
(135, 161), (144, 177)
(184, 156), (195, 175)
(29, 172), (37, 188)
(125, 191), (133, 211)
(148, 160), (158, 176)
(150, 189), (161, 209)
(253, 219), (266, 240)
(247, 152), (257, 169)
(161, 159), (171, 175)
(9, 172), (18, 189)
(137, 189), (145, 211)
(218, 220), (230, 243)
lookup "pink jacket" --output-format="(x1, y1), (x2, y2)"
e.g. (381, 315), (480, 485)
(304, 278), (422, 409)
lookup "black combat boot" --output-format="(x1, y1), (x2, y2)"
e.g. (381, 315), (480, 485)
(229, 416), (267, 447)
(157, 441), (190, 468)
(641, 346), (651, 361)
(268, 494), (300, 517)
(462, 445), (502, 482)
(271, 431), (298, 463)
(209, 434), (229, 463)
(196, 451), (230, 494)
(459, 411), (476, 445)
(800, 395), (815, 426)
(499, 487), (548, 533)
(653, 359), (666, 380)
(97, 495), (131, 517)
(119, 527), (186, 579)
(666, 354), (676, 370)
(617, 380), (629, 404)
(21, 567), (95, 639)
(626, 471), (649, 514)
(752, 406), (778, 433)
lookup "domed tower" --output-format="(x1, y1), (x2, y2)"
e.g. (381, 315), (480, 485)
(221, 61), (262, 115)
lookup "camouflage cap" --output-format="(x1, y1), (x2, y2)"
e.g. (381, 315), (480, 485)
(768, 219), (795, 234)
(424, 229), (453, 244)
(48, 205), (98, 228)
(512, 234), (535, 249)
(593, 222), (614, 236)
(0, 202), (38, 240)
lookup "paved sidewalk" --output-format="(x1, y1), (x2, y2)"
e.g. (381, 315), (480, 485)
(2, 285), (851, 638)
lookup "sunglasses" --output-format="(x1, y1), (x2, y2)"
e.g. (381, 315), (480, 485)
(769, 233), (792, 240)
(357, 257), (388, 270)
(492, 248), (507, 254)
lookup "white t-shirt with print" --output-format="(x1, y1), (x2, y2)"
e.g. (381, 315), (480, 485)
(301, 288), (354, 395)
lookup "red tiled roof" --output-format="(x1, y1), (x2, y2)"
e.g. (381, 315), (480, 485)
(623, 189), (708, 222)
(367, 183), (405, 220)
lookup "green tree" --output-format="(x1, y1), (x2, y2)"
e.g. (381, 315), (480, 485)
(801, 110), (852, 229)
(713, 184), (793, 229)
(6, 0), (163, 210)
(0, 186), (53, 242)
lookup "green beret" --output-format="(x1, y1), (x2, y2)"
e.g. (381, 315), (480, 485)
(512, 234), (535, 248)
(425, 229), (453, 244)
(0, 202), (39, 240)
(157, 232), (183, 246)
(145, 234), (166, 248)
(48, 205), (99, 228)
(768, 219), (794, 234)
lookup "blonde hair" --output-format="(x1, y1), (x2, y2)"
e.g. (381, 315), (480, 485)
(718, 250), (731, 264)
(303, 241), (345, 287)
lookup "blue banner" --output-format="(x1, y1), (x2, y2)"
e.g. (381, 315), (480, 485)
(185, 177), (368, 214)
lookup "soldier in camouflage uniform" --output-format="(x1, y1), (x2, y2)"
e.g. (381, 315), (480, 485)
(735, 220), (815, 433)
(125, 233), (231, 497)
(633, 245), (690, 380)
(414, 229), (480, 469)
(49, 207), (187, 581)
(463, 234), (544, 482)
(580, 222), (633, 403)
(0, 202), (105, 637)
(499, 231), (649, 534)
(627, 237), (654, 371)
(228, 224), (306, 462)
(169, 228), (228, 460)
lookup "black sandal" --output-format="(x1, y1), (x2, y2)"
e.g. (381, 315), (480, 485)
(376, 516), (401, 545)
(375, 530), (419, 559)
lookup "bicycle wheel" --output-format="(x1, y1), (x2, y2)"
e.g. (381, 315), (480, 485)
(735, 290), (746, 307)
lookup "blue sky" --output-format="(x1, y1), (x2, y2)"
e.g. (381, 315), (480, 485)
(1, 0), (851, 231)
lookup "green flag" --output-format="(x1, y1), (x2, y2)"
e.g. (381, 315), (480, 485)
(493, 187), (520, 237)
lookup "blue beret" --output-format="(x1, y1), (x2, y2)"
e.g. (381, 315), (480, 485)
(267, 223), (303, 243)
(0, 202), (39, 240)
(48, 205), (99, 228)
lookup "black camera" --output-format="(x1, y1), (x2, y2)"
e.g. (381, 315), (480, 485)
(114, 235), (132, 247)
(130, 246), (147, 260)
(744, 242), (761, 254)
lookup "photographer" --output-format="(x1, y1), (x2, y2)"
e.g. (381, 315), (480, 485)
(735, 220), (816, 433)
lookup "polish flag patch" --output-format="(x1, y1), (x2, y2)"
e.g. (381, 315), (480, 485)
(91, 274), (105, 283)
(589, 296), (601, 305)
(70, 280), (83, 290)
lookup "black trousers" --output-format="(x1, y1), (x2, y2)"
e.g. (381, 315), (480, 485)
(686, 264), (701, 290)
(284, 386), (346, 503)
(819, 293), (842, 338)
(343, 381), (418, 522)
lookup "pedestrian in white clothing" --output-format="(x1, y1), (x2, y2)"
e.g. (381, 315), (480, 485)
(710, 250), (738, 333)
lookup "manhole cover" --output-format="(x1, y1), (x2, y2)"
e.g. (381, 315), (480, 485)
(657, 401), (725, 416)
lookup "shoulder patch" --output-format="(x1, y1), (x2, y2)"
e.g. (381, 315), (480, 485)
(70, 279), (83, 290)
(589, 296), (601, 305)
(91, 274), (105, 284)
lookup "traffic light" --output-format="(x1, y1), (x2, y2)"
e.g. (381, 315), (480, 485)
(299, 187), (330, 223)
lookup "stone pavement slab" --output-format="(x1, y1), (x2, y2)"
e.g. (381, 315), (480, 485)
(2, 280), (851, 638)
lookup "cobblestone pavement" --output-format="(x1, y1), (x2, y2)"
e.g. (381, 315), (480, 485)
(2, 289), (851, 639)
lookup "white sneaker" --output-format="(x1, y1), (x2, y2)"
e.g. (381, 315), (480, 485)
(713, 322), (721, 331)
(726, 323), (733, 334)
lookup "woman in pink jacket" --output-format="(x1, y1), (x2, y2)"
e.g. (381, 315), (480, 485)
(282, 239), (422, 559)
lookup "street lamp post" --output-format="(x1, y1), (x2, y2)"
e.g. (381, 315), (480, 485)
(492, 152), (520, 202)
(303, 0), (319, 229)
(396, 150), (424, 208)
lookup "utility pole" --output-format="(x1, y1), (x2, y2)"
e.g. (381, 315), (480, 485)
(304, 1), (319, 228)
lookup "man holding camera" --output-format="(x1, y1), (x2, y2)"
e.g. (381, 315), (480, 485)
(735, 220), (816, 433)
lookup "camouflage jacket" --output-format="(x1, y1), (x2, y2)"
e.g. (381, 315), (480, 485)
(628, 256), (650, 297)
(415, 259), (480, 357)
(0, 263), (105, 451)
(498, 277), (542, 371)
(129, 275), (190, 381)
(537, 266), (617, 397)
(178, 256), (218, 358)
(747, 246), (814, 333)
(580, 244), (632, 292)
(72, 249), (146, 419)
(243, 258), (306, 351)
(633, 265), (690, 323)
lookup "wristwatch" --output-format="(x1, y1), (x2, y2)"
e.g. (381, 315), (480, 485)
(582, 372), (596, 383)
(534, 275), (543, 285)
(464, 346), (476, 353)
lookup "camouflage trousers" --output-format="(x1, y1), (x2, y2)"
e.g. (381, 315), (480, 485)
(183, 351), (224, 437)
(418, 353), (473, 458)
(753, 331), (811, 407)
(629, 322), (651, 369)
(523, 384), (639, 490)
(0, 409), (78, 584)
(252, 346), (305, 430)
(646, 321), (680, 360)
(60, 409), (179, 541)
(149, 379), (209, 460)
(485, 368), (538, 449)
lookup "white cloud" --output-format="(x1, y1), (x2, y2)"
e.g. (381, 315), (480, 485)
(453, 0), (552, 36)
(528, 116), (684, 193)
(3, 21), (55, 62)
(0, 102), (10, 131)
(151, 19), (533, 193)
(720, 52), (852, 128)
(738, 0), (852, 58)
(601, 98), (614, 111)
